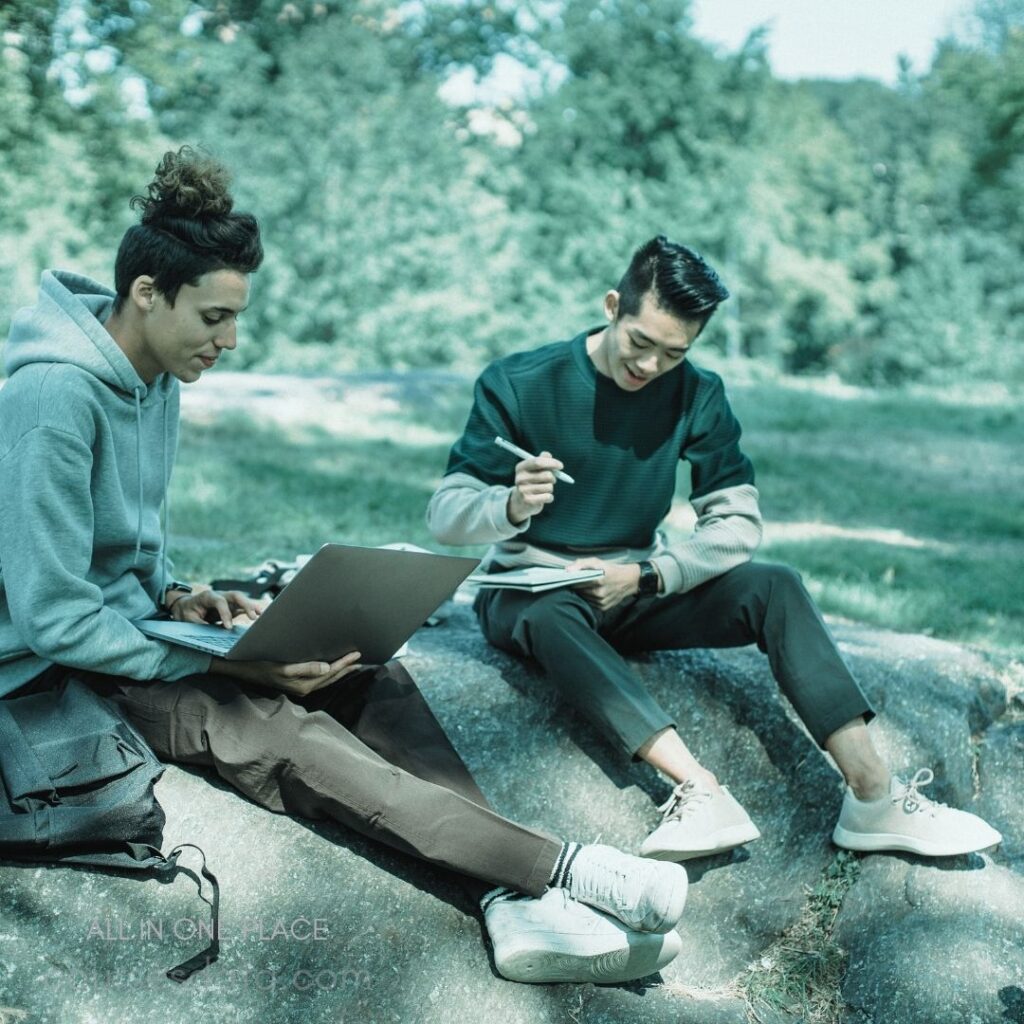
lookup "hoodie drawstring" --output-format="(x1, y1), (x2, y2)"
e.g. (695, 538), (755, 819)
(160, 399), (170, 597)
(132, 387), (173, 601)
(132, 388), (143, 566)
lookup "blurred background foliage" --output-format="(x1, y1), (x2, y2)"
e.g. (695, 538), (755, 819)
(2, 0), (1023, 384)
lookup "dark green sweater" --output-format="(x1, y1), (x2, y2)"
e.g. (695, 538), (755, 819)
(444, 329), (754, 551)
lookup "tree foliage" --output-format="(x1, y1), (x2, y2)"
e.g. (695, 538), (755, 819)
(1, 0), (1021, 385)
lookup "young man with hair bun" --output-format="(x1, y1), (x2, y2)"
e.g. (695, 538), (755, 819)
(0, 150), (690, 985)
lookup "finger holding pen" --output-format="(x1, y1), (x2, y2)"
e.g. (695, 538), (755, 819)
(494, 435), (574, 526)
(508, 450), (564, 524)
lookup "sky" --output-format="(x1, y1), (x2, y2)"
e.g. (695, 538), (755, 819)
(689, 0), (973, 83)
(440, 0), (977, 107)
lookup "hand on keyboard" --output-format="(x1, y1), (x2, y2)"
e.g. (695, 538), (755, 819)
(169, 588), (266, 629)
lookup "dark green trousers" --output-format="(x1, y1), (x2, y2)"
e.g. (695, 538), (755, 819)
(475, 562), (874, 758)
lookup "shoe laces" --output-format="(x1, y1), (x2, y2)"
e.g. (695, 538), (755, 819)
(656, 780), (712, 822)
(569, 853), (640, 917)
(895, 767), (939, 816)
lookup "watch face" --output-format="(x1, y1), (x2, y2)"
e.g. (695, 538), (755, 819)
(638, 562), (658, 595)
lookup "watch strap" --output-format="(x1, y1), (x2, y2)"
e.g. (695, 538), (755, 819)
(637, 560), (659, 596)
(164, 581), (193, 611)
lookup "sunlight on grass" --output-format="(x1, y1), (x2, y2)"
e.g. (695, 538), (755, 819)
(783, 553), (1021, 653)
(806, 577), (927, 627)
(181, 371), (455, 445)
(169, 411), (473, 583)
(765, 522), (953, 552)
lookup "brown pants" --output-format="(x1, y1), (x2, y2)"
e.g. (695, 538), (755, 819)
(63, 661), (561, 901)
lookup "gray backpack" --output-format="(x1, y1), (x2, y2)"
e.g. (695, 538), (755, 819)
(0, 675), (218, 980)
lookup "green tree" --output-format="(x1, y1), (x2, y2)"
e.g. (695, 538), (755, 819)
(150, 2), (534, 367)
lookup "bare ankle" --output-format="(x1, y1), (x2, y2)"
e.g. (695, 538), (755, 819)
(671, 767), (722, 795)
(849, 774), (890, 802)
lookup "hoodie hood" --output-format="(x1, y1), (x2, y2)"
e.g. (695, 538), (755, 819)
(5, 270), (173, 405)
(2, 269), (180, 581)
(0, 270), (209, 695)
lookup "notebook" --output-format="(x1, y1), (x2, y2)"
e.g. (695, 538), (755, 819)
(468, 567), (604, 593)
(134, 544), (479, 665)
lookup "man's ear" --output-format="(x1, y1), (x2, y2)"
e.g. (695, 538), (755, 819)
(603, 290), (620, 323)
(129, 276), (157, 312)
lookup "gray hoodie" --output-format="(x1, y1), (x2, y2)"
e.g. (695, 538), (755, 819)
(0, 270), (212, 697)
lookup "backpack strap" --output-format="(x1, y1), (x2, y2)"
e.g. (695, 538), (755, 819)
(139, 842), (221, 981)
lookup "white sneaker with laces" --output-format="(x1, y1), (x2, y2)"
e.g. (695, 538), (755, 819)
(482, 888), (682, 984)
(564, 844), (688, 934)
(640, 781), (762, 861)
(832, 768), (1002, 856)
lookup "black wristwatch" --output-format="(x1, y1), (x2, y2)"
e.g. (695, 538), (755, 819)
(637, 561), (660, 597)
(164, 581), (193, 611)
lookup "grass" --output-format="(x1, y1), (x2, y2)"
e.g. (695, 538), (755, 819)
(169, 417), (467, 579)
(739, 851), (861, 1024)
(169, 362), (1023, 656)
(721, 374), (1024, 654)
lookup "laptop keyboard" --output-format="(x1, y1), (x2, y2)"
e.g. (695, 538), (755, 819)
(183, 630), (239, 654)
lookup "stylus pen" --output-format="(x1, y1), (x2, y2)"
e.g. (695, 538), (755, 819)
(494, 436), (575, 485)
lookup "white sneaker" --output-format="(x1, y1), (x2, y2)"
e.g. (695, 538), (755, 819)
(640, 781), (762, 861)
(832, 768), (1003, 856)
(483, 888), (682, 984)
(564, 844), (688, 934)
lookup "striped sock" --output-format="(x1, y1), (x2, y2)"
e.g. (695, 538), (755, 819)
(549, 841), (583, 889)
(479, 886), (518, 913)
(480, 842), (585, 913)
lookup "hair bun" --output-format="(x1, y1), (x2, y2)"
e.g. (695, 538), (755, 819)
(131, 145), (234, 223)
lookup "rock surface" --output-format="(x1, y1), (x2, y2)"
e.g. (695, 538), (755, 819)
(835, 858), (1024, 1024)
(977, 720), (1024, 867)
(0, 597), (1020, 1024)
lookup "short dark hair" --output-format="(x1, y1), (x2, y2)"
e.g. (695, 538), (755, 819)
(113, 146), (263, 310)
(616, 235), (729, 329)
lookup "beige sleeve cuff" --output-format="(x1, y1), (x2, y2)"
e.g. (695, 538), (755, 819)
(426, 472), (532, 546)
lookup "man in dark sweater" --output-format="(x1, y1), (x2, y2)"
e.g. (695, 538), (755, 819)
(428, 235), (1000, 861)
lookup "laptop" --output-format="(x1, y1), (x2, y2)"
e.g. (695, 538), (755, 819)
(134, 544), (479, 665)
